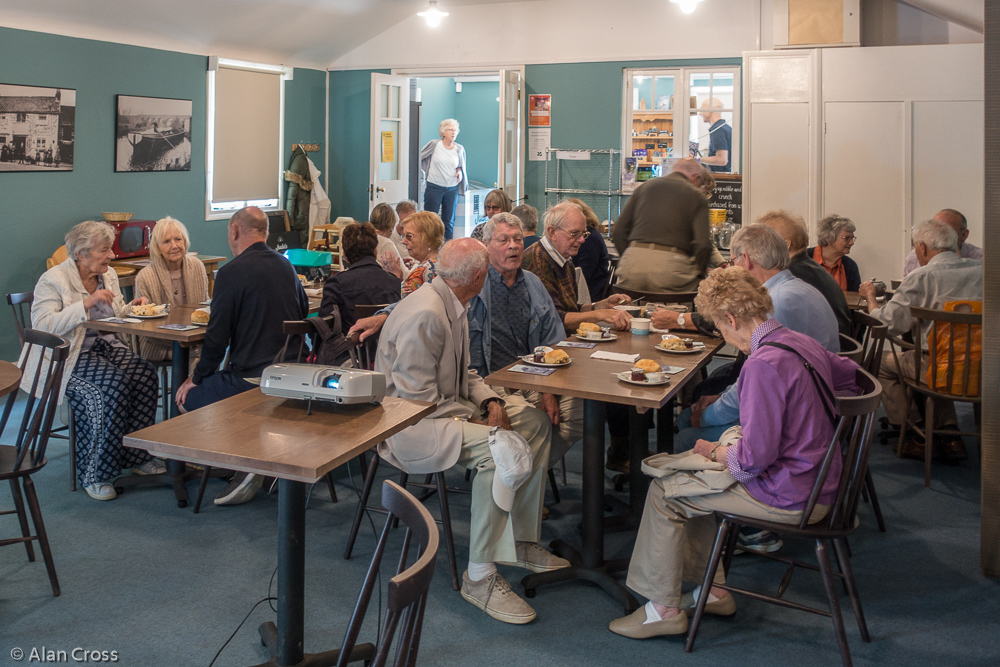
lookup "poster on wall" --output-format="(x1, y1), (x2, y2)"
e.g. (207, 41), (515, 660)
(528, 127), (550, 162)
(528, 94), (550, 127)
(0, 83), (75, 172)
(115, 95), (192, 172)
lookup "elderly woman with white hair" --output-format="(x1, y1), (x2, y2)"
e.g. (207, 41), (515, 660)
(808, 214), (860, 292)
(25, 220), (163, 501)
(134, 216), (209, 362)
(420, 118), (468, 242)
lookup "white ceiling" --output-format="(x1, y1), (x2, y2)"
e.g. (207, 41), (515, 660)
(0, 0), (533, 69)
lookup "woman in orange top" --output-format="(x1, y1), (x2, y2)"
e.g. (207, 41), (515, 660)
(400, 211), (445, 297)
(808, 214), (860, 291)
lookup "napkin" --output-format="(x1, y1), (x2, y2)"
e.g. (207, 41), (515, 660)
(304, 287), (323, 298)
(590, 351), (640, 364)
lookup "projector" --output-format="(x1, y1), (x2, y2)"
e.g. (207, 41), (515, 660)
(260, 364), (386, 405)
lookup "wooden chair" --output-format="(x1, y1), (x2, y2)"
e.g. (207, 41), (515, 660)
(686, 368), (882, 667)
(891, 305), (982, 487)
(45, 245), (68, 270)
(837, 333), (864, 364)
(7, 292), (77, 491)
(354, 303), (389, 321)
(849, 310), (889, 532)
(308, 223), (345, 271)
(0, 329), (70, 596)
(328, 480), (439, 667)
(611, 284), (698, 306)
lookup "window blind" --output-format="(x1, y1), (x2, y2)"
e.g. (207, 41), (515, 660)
(213, 67), (281, 202)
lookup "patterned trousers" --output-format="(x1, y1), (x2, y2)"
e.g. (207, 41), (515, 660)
(66, 339), (158, 486)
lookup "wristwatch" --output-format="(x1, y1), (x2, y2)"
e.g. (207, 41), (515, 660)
(677, 312), (686, 327)
(710, 446), (718, 462)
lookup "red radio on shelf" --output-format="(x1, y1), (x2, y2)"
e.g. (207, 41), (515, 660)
(108, 219), (156, 258)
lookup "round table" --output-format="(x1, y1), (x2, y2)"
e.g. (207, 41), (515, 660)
(0, 360), (21, 398)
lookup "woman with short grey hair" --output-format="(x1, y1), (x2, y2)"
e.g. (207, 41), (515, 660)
(808, 214), (860, 291)
(420, 118), (468, 242)
(25, 220), (162, 501)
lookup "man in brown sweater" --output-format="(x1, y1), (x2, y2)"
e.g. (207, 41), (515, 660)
(612, 157), (710, 292)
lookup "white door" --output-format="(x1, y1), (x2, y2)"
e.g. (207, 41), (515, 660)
(497, 69), (522, 203)
(370, 73), (410, 212)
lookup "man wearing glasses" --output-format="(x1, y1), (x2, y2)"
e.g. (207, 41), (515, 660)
(612, 157), (711, 293)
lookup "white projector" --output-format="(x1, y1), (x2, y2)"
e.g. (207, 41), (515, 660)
(260, 364), (386, 405)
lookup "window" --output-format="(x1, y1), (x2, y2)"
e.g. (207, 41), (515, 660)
(16, 113), (26, 122)
(623, 66), (740, 177)
(206, 58), (291, 218)
(37, 115), (47, 121)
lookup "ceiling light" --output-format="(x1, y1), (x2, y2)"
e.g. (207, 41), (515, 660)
(670, 0), (703, 14)
(418, 1), (449, 27)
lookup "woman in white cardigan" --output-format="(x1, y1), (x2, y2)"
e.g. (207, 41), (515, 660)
(25, 221), (163, 501)
(134, 217), (209, 362)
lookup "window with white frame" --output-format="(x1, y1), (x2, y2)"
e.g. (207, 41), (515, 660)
(206, 59), (291, 218)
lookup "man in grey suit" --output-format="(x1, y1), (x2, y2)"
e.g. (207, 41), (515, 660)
(375, 238), (567, 625)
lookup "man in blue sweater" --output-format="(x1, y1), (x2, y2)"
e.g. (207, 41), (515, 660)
(175, 206), (308, 505)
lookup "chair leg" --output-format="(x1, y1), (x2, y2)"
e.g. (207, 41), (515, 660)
(193, 466), (212, 514)
(391, 472), (409, 530)
(160, 366), (170, 423)
(560, 456), (567, 485)
(685, 519), (733, 653)
(344, 454), (380, 560)
(864, 470), (886, 533)
(547, 467), (561, 504)
(23, 476), (60, 597)
(722, 520), (740, 577)
(896, 386), (913, 458)
(816, 539), (852, 667)
(69, 410), (77, 492)
(435, 472), (461, 591)
(924, 398), (935, 488)
(325, 471), (338, 503)
(833, 537), (870, 642)
(9, 478), (36, 561)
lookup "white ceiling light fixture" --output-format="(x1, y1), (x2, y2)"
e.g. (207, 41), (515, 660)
(670, 0), (704, 14)
(418, 1), (449, 27)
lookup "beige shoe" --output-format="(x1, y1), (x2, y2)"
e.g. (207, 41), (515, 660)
(609, 602), (688, 639)
(498, 542), (571, 573)
(460, 571), (537, 624)
(680, 585), (737, 617)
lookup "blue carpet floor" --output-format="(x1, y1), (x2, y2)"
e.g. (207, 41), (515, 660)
(1, 396), (997, 667)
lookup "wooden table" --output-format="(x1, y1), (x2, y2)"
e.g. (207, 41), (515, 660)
(111, 254), (227, 293)
(124, 390), (435, 667)
(486, 329), (724, 611)
(0, 360), (22, 398)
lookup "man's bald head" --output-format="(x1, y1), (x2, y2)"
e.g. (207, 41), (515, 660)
(437, 237), (489, 290)
(231, 206), (268, 238)
(700, 97), (724, 111)
(670, 157), (704, 186)
(933, 208), (970, 248)
(755, 210), (809, 256)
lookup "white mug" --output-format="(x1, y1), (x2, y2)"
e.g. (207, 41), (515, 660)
(631, 317), (651, 335)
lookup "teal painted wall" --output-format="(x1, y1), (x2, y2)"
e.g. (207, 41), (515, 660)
(0, 26), (325, 361)
(417, 77), (456, 153)
(455, 81), (499, 188)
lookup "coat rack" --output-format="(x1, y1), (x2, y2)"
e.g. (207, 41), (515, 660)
(292, 142), (321, 152)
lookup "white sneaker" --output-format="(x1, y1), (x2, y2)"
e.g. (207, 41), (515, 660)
(85, 482), (117, 501)
(132, 459), (167, 475)
(214, 472), (264, 506)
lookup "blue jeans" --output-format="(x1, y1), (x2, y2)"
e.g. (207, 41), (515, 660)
(181, 370), (256, 412)
(674, 407), (737, 453)
(424, 181), (459, 240)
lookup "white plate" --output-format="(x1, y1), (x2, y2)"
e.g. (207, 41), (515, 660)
(655, 344), (702, 355)
(131, 313), (168, 320)
(573, 333), (618, 342)
(615, 371), (670, 386)
(519, 355), (572, 368)
(191, 321), (208, 327)
(199, 299), (212, 306)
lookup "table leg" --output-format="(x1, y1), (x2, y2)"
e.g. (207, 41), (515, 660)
(521, 399), (639, 612)
(657, 398), (675, 454)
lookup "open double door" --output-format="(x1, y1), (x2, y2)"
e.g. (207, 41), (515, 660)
(368, 70), (523, 216)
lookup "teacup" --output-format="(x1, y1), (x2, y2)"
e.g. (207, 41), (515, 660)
(631, 317), (651, 335)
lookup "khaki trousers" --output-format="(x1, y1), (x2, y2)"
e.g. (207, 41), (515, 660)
(616, 246), (701, 293)
(496, 387), (583, 464)
(626, 479), (823, 607)
(878, 349), (957, 428)
(457, 394), (552, 564)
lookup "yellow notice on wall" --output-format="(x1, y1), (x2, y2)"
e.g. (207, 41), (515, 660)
(381, 131), (394, 163)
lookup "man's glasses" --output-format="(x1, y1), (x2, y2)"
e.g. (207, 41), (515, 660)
(556, 227), (590, 241)
(491, 234), (523, 245)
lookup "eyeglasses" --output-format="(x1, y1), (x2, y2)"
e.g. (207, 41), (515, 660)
(839, 234), (857, 243)
(556, 227), (590, 241)
(491, 234), (523, 245)
(402, 233), (421, 242)
(484, 205), (503, 213)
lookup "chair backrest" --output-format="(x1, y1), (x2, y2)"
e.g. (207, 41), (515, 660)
(849, 310), (888, 376)
(0, 329), (70, 470)
(611, 284), (698, 305)
(796, 368), (881, 533)
(836, 333), (864, 364)
(7, 291), (33, 347)
(337, 480), (439, 667)
(911, 304), (982, 398)
(46, 245), (68, 270)
(273, 314), (345, 365)
(347, 331), (377, 371)
(355, 304), (389, 322)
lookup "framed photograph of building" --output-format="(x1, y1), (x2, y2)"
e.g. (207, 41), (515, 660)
(0, 83), (75, 172)
(115, 95), (192, 172)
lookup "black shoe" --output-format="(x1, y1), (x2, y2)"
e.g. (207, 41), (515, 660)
(734, 528), (783, 555)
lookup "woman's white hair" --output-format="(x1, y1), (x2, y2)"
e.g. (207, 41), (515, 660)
(149, 216), (191, 264)
(65, 220), (115, 261)
(438, 118), (460, 137)
(816, 214), (856, 247)
(912, 219), (958, 252)
(730, 224), (790, 271)
(481, 213), (523, 244)
(436, 239), (488, 286)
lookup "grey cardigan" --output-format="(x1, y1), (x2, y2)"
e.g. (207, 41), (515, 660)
(420, 139), (469, 195)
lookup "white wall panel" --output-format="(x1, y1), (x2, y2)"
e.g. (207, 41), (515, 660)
(748, 103), (811, 223)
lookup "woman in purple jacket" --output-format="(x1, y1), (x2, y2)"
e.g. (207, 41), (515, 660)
(610, 267), (859, 640)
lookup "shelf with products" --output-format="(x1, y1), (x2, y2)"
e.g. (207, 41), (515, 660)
(542, 147), (624, 223)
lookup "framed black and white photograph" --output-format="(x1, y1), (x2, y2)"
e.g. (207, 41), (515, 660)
(0, 83), (75, 172)
(115, 95), (192, 172)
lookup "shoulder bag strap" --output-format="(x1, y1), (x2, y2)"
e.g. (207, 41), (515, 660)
(760, 341), (837, 424)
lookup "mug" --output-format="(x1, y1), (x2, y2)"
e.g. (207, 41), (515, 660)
(631, 317), (651, 335)
(709, 208), (727, 226)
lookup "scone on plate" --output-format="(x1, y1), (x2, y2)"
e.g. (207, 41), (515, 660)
(577, 322), (601, 336)
(635, 358), (662, 374)
(191, 309), (210, 324)
(659, 337), (688, 351)
(543, 349), (570, 364)
(131, 303), (165, 317)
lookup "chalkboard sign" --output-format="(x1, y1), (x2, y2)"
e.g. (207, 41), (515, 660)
(707, 176), (742, 227)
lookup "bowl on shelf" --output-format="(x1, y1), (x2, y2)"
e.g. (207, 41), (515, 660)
(102, 212), (134, 222)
